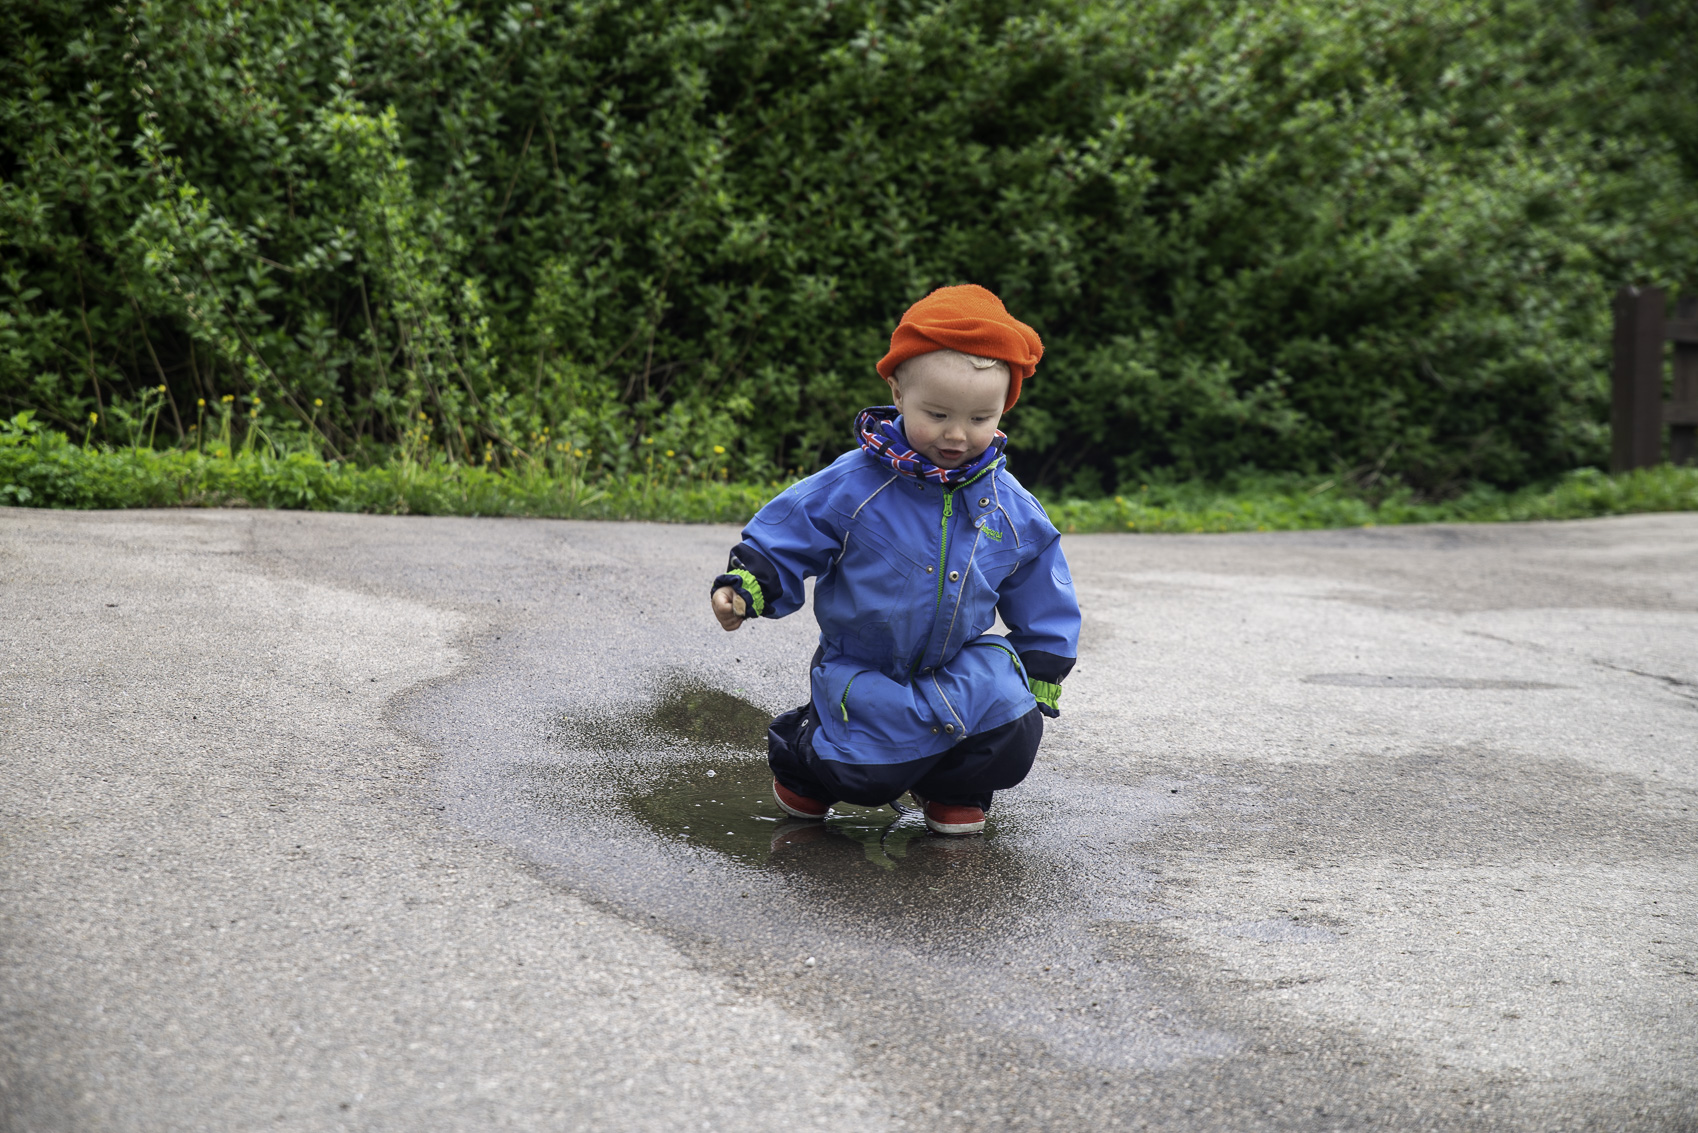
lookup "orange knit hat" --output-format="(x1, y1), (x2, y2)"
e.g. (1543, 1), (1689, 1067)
(876, 284), (1043, 411)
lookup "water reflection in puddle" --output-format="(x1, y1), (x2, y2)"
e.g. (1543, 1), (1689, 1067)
(523, 677), (1042, 919)
(624, 751), (936, 870)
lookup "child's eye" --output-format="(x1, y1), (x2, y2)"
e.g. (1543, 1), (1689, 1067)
(930, 412), (948, 421)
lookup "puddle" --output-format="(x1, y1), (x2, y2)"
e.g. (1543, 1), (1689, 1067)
(421, 664), (1306, 1087)
(621, 751), (939, 870)
(624, 680), (772, 750)
(521, 677), (1049, 919)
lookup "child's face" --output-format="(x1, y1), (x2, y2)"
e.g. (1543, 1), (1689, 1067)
(887, 352), (1008, 469)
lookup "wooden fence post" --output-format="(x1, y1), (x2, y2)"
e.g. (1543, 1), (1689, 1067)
(1669, 296), (1698, 468)
(1613, 286), (1667, 472)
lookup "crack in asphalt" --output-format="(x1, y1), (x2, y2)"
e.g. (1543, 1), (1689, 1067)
(1461, 628), (1697, 704)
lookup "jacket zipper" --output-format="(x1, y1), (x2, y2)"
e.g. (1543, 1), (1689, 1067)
(839, 674), (859, 721)
(934, 489), (953, 608)
(910, 462), (997, 677)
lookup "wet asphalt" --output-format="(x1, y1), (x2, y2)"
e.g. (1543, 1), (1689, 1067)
(1, 507), (1694, 1131)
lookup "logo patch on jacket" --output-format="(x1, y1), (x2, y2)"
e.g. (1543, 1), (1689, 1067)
(975, 514), (1003, 541)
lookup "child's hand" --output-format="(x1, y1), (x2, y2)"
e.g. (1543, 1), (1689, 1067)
(711, 585), (747, 631)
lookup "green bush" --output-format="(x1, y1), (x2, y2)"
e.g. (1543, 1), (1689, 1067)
(3, 0), (1695, 494)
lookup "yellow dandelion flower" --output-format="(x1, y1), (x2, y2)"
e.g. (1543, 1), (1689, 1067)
(89, 411), (99, 423)
(156, 384), (167, 393)
(714, 445), (725, 455)
(197, 398), (206, 408)
(221, 394), (234, 403)
(665, 449), (674, 457)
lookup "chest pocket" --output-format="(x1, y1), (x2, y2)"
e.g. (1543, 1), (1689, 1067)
(831, 514), (927, 659)
(840, 507), (928, 573)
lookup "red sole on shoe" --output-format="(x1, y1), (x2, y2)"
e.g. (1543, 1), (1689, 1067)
(772, 780), (828, 820)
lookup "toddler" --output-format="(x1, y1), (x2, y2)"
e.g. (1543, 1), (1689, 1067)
(710, 284), (1080, 835)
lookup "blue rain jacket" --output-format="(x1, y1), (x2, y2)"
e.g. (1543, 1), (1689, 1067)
(716, 427), (1080, 768)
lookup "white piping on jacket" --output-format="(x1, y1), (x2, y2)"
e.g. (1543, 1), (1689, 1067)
(930, 671), (967, 736)
(841, 473), (901, 554)
(939, 525), (982, 658)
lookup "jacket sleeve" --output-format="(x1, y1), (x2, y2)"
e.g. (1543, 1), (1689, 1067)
(997, 533), (1080, 717)
(710, 481), (843, 620)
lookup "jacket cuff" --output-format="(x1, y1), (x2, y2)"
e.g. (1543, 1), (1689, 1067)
(1017, 650), (1075, 684)
(1030, 679), (1063, 718)
(712, 569), (765, 618)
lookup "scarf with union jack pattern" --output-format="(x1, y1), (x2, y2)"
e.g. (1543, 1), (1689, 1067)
(855, 406), (1006, 486)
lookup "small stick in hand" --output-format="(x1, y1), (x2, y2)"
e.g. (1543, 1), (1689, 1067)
(711, 585), (747, 631)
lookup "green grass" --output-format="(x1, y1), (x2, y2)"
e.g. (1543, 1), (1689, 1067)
(1040, 467), (1698, 533)
(4, 414), (1696, 530)
(0, 416), (770, 523)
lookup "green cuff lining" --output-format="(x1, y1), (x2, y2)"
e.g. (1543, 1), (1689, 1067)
(728, 568), (765, 617)
(1030, 679), (1062, 711)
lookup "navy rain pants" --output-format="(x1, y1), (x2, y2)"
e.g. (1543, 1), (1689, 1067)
(768, 700), (1044, 812)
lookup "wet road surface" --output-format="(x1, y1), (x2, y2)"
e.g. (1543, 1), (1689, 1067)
(2, 507), (1695, 1130)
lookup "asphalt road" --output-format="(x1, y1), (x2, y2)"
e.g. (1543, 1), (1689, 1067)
(1, 506), (1694, 1132)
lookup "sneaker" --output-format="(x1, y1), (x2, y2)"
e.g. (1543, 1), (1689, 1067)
(909, 791), (986, 835)
(772, 779), (829, 820)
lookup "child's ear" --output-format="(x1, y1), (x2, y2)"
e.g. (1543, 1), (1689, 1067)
(883, 375), (902, 407)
